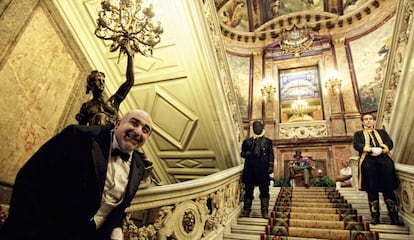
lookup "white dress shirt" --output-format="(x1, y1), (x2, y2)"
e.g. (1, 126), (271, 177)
(340, 167), (352, 184)
(93, 134), (131, 240)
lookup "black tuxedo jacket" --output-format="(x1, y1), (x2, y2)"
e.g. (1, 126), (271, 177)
(240, 136), (274, 186)
(1, 124), (152, 240)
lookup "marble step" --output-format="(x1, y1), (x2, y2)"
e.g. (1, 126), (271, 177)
(223, 232), (330, 240)
(237, 217), (268, 226)
(230, 222), (265, 235)
(370, 223), (410, 234)
(222, 232), (260, 240)
(379, 233), (414, 240)
(225, 222), (412, 240)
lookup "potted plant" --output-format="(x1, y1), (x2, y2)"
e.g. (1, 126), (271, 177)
(312, 176), (336, 187)
(273, 177), (291, 187)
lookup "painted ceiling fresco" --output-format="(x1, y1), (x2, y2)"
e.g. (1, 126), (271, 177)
(217, 0), (370, 32)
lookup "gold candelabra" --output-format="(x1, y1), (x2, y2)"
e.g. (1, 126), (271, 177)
(325, 70), (342, 96)
(95, 0), (163, 57)
(325, 69), (348, 133)
(260, 77), (277, 99)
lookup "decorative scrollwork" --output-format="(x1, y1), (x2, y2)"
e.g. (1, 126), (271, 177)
(279, 123), (327, 139)
(280, 24), (313, 57)
(123, 213), (157, 240)
(123, 182), (240, 239)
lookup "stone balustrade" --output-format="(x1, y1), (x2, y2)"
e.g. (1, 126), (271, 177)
(395, 163), (414, 234)
(123, 165), (243, 240)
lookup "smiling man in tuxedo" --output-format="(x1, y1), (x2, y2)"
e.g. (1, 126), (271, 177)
(1, 109), (154, 240)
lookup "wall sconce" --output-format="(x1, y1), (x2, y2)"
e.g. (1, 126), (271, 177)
(325, 70), (342, 96)
(95, 0), (163, 58)
(325, 69), (348, 133)
(260, 76), (277, 99)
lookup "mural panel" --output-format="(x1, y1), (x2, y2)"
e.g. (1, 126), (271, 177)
(343, 0), (369, 14)
(348, 16), (395, 113)
(263, 0), (324, 23)
(217, 0), (249, 31)
(226, 53), (251, 120)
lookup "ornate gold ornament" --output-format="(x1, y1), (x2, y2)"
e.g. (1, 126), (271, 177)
(261, 76), (277, 100)
(95, 0), (163, 58)
(324, 69), (342, 96)
(280, 24), (313, 57)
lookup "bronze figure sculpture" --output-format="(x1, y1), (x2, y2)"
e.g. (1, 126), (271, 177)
(76, 47), (134, 126)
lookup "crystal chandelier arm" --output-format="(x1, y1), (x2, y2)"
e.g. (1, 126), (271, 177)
(129, 4), (153, 33)
(96, 1), (125, 36)
(133, 26), (160, 46)
(121, 5), (145, 34)
(95, 13), (124, 40)
(95, 0), (163, 56)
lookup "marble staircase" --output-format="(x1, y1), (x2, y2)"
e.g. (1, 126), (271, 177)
(223, 186), (412, 240)
(338, 187), (411, 240)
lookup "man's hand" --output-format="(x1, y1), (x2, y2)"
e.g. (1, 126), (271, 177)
(110, 227), (123, 240)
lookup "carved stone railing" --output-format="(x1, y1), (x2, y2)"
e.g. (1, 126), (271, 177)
(122, 165), (243, 240)
(395, 163), (414, 234)
(348, 157), (359, 188)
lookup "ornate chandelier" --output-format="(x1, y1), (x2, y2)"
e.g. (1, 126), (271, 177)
(95, 0), (163, 57)
(291, 97), (308, 116)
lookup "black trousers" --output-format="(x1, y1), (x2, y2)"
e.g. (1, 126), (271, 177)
(244, 182), (270, 201)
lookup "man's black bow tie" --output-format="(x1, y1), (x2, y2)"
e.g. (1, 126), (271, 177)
(111, 148), (130, 162)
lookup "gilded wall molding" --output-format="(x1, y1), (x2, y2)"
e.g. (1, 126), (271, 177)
(202, 0), (244, 142)
(378, 0), (413, 128)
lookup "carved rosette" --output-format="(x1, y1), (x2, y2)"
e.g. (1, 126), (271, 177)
(167, 201), (205, 239)
(400, 180), (414, 214)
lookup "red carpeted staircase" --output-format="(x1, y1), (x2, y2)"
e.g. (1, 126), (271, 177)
(224, 186), (412, 240)
(261, 187), (378, 240)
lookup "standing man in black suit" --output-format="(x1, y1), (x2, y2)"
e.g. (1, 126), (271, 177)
(240, 121), (274, 218)
(0, 109), (154, 240)
(353, 113), (403, 225)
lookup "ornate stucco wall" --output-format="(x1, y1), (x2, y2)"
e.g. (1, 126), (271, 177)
(0, 1), (91, 202)
(0, 0), (246, 203)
